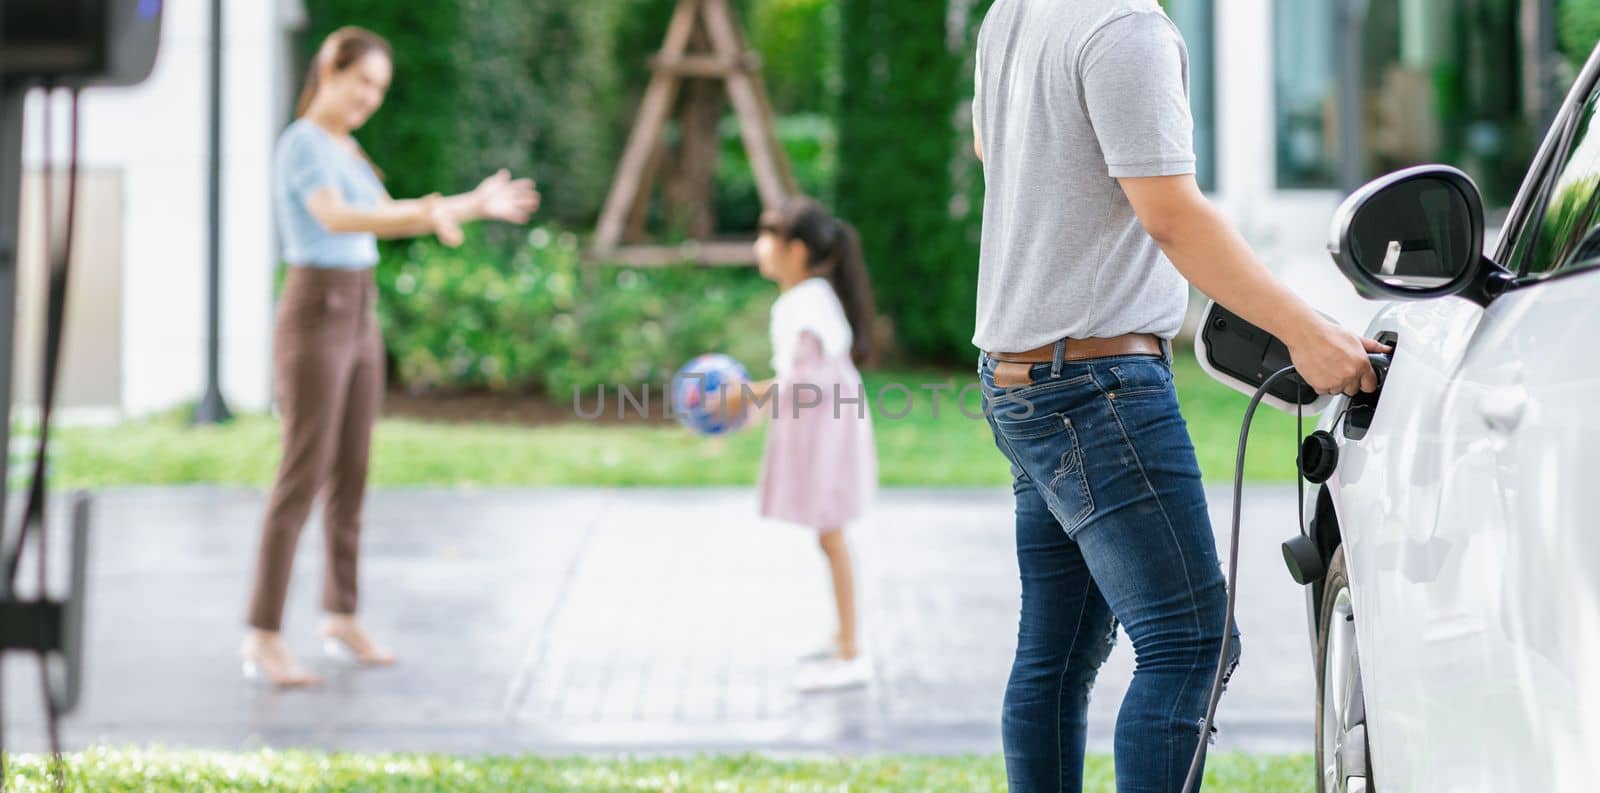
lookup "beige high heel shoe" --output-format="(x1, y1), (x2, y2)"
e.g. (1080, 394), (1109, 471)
(240, 634), (322, 688)
(319, 619), (397, 666)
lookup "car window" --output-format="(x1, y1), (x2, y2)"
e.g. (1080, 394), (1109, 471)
(1512, 86), (1600, 279)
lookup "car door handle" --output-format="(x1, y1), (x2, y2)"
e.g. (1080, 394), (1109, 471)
(1477, 386), (1528, 432)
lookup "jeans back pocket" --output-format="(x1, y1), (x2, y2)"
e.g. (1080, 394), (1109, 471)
(992, 410), (1095, 533)
(1108, 360), (1173, 400)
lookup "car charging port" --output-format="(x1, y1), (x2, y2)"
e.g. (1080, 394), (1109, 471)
(1342, 332), (1397, 441)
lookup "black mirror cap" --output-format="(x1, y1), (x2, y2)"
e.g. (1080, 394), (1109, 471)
(1328, 164), (1514, 307)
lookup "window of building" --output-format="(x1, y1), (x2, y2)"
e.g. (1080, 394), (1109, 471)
(1274, 0), (1339, 188)
(1275, 0), (1549, 206)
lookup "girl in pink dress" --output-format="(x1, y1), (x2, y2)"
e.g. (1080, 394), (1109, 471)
(718, 197), (878, 691)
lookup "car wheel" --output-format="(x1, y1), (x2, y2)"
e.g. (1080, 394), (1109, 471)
(1316, 546), (1373, 793)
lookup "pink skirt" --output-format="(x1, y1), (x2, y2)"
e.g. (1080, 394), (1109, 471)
(757, 336), (877, 530)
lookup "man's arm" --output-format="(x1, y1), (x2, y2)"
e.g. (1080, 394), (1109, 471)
(1119, 174), (1387, 396)
(974, 127), (983, 162)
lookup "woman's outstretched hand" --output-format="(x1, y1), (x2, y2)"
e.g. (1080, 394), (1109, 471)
(421, 193), (465, 248)
(474, 169), (541, 224)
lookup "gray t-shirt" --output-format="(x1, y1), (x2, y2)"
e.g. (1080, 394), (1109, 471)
(971, 0), (1195, 352)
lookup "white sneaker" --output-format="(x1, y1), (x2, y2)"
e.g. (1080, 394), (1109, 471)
(793, 656), (873, 692)
(796, 637), (838, 662)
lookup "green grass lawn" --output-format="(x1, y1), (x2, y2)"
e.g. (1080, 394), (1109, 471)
(51, 351), (1304, 490)
(4, 750), (1312, 791)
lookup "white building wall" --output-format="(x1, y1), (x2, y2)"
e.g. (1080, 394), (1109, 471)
(1213, 0), (1278, 222)
(1209, 0), (1379, 331)
(22, 0), (292, 418)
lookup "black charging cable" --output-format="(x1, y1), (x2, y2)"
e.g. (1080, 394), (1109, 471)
(1180, 354), (1391, 793)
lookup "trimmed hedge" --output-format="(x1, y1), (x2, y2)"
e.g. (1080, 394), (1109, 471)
(838, 1), (990, 363)
(716, 113), (838, 231)
(750, 0), (840, 115)
(1562, 0), (1600, 71)
(377, 228), (776, 396)
(301, 2), (636, 228)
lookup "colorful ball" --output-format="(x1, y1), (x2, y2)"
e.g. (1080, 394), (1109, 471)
(672, 353), (752, 436)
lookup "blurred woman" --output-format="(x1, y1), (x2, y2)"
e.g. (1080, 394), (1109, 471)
(242, 26), (539, 687)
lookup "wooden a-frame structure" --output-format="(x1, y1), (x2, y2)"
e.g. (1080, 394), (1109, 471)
(592, 0), (798, 266)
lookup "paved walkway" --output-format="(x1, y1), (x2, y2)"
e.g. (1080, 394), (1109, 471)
(3, 486), (1315, 755)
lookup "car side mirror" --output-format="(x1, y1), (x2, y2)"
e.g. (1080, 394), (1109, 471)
(1330, 165), (1511, 305)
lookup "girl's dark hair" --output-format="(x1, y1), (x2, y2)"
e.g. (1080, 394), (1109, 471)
(762, 196), (878, 366)
(295, 26), (392, 118)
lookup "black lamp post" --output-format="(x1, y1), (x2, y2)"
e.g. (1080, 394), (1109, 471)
(194, 0), (232, 424)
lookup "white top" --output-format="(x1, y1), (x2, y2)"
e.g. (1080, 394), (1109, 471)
(769, 277), (854, 377)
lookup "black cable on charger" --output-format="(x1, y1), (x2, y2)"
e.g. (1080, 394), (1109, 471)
(1180, 354), (1390, 793)
(1179, 363), (1302, 793)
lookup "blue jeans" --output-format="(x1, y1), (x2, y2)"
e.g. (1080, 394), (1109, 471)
(979, 350), (1240, 793)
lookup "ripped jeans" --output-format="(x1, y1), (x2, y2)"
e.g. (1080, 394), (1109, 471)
(979, 350), (1241, 793)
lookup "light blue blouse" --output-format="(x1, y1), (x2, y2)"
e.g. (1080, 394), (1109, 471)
(273, 118), (385, 269)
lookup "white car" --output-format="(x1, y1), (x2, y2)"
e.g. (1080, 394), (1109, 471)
(1202, 46), (1600, 793)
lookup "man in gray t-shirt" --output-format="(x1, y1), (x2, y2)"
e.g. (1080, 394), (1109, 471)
(971, 1), (1385, 791)
(973, 1), (1194, 351)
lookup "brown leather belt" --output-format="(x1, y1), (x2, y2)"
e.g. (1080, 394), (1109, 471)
(987, 333), (1163, 364)
(985, 333), (1164, 389)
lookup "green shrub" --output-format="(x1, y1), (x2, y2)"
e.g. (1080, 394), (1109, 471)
(716, 113), (838, 231)
(838, 1), (990, 363)
(1562, 0), (1600, 70)
(376, 229), (577, 392)
(750, 0), (840, 114)
(303, 1), (632, 228)
(551, 263), (776, 397)
(376, 227), (776, 396)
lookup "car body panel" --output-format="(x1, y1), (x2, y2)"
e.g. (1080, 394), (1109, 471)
(1324, 297), (1486, 790)
(1212, 43), (1600, 791)
(1323, 267), (1600, 789)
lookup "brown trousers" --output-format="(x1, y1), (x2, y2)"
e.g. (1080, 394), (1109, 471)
(246, 266), (384, 632)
